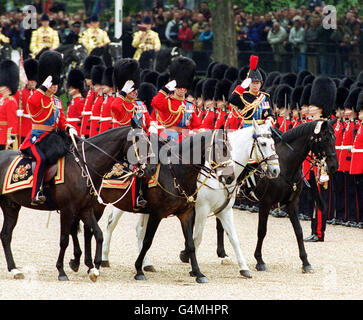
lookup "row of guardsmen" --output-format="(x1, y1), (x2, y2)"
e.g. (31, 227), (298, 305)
(0, 54), (362, 233)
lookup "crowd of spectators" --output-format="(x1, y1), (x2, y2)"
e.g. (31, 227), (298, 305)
(0, 0), (362, 78)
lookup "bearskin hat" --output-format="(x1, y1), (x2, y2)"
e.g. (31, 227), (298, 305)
(238, 65), (249, 81)
(140, 69), (151, 82)
(224, 66), (239, 82)
(343, 88), (361, 110)
(275, 84), (293, 109)
(214, 79), (232, 101)
(83, 55), (103, 79)
(335, 87), (349, 110)
(143, 70), (159, 87)
(194, 79), (204, 98)
(206, 61), (218, 78)
(169, 56), (195, 89)
(356, 91), (363, 113)
(332, 78), (340, 88)
(302, 74), (315, 86)
(0, 60), (19, 95)
(358, 71), (363, 84)
(309, 76), (336, 117)
(24, 58), (39, 82)
(280, 73), (297, 88)
(138, 82), (157, 114)
(265, 85), (277, 102)
(91, 65), (106, 86)
(350, 81), (363, 91)
(339, 77), (354, 90)
(272, 75), (281, 86)
(189, 77), (201, 97)
(202, 78), (218, 101)
(264, 71), (280, 89)
(229, 79), (241, 97)
(291, 86), (304, 110)
(300, 84), (312, 107)
(156, 72), (170, 90)
(247, 55), (263, 82)
(211, 63), (229, 80)
(38, 51), (63, 85)
(295, 70), (312, 86)
(102, 67), (114, 87)
(67, 68), (84, 91)
(113, 58), (140, 91)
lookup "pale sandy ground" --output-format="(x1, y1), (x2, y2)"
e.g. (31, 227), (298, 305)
(0, 205), (362, 300)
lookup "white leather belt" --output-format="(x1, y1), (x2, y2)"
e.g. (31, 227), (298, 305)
(67, 118), (80, 122)
(339, 145), (352, 150)
(82, 111), (92, 115)
(90, 116), (101, 120)
(99, 117), (112, 122)
(352, 148), (363, 153)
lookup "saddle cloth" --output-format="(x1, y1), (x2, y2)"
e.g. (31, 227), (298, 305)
(2, 155), (65, 195)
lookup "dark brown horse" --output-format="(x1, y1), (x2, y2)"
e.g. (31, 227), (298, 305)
(212, 120), (338, 273)
(69, 129), (235, 283)
(0, 124), (154, 281)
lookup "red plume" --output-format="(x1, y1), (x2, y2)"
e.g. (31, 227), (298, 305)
(249, 55), (258, 70)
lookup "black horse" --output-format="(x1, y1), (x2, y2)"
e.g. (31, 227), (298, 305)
(0, 124), (154, 281)
(69, 129), (234, 283)
(189, 120), (338, 273)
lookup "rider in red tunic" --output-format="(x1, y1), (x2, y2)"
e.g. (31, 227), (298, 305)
(20, 51), (77, 205)
(66, 68), (85, 136)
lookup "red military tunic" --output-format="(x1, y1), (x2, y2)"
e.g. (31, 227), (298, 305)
(99, 94), (115, 133)
(20, 87), (34, 138)
(0, 95), (18, 146)
(350, 121), (363, 174)
(20, 88), (72, 150)
(334, 119), (345, 169)
(66, 94), (84, 136)
(80, 89), (95, 137)
(111, 94), (151, 132)
(339, 120), (359, 172)
(89, 94), (104, 137)
(214, 106), (227, 130)
(276, 115), (291, 133)
(224, 106), (243, 130)
(200, 107), (217, 130)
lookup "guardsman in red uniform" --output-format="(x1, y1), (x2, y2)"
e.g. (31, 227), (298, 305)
(304, 77), (336, 242)
(194, 79), (204, 123)
(66, 69), (85, 136)
(20, 51), (77, 205)
(350, 91), (363, 228)
(111, 58), (151, 210)
(80, 55), (104, 138)
(200, 78), (218, 130)
(274, 84), (292, 132)
(290, 86), (304, 128)
(214, 79), (232, 130)
(99, 67), (115, 134)
(151, 56), (201, 142)
(19, 59), (39, 143)
(0, 60), (19, 150)
(89, 65), (105, 137)
(329, 87), (349, 225)
(339, 88), (361, 227)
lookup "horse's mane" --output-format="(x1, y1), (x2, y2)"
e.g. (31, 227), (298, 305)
(281, 121), (318, 143)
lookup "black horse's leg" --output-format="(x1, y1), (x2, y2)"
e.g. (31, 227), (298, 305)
(83, 224), (94, 271)
(0, 198), (23, 279)
(179, 211), (208, 284)
(134, 213), (161, 281)
(216, 217), (229, 259)
(287, 201), (313, 273)
(179, 208), (196, 263)
(69, 217), (82, 272)
(254, 202), (271, 271)
(56, 210), (74, 281)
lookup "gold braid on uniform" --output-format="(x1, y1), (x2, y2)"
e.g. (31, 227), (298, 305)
(239, 92), (265, 120)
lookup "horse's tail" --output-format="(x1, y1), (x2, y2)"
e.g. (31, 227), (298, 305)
(310, 171), (326, 214)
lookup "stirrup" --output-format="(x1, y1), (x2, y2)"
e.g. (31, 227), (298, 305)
(135, 195), (147, 209)
(31, 192), (46, 206)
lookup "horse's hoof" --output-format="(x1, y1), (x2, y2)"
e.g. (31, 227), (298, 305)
(302, 265), (314, 274)
(135, 274), (147, 281)
(189, 271), (196, 277)
(101, 261), (110, 268)
(143, 265), (156, 272)
(240, 270), (252, 278)
(220, 256), (233, 265)
(11, 269), (24, 280)
(179, 250), (189, 263)
(58, 275), (69, 281)
(196, 276), (208, 284)
(69, 260), (80, 272)
(256, 263), (267, 271)
(89, 268), (100, 282)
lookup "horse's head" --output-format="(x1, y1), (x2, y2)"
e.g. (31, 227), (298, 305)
(309, 119), (338, 174)
(209, 128), (235, 185)
(250, 120), (280, 179)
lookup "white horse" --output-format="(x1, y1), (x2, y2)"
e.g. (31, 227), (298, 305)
(101, 121), (280, 277)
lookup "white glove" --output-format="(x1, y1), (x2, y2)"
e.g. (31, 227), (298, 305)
(241, 78), (252, 89)
(16, 110), (24, 117)
(165, 80), (177, 92)
(42, 75), (53, 89)
(122, 80), (135, 94)
(68, 127), (78, 137)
